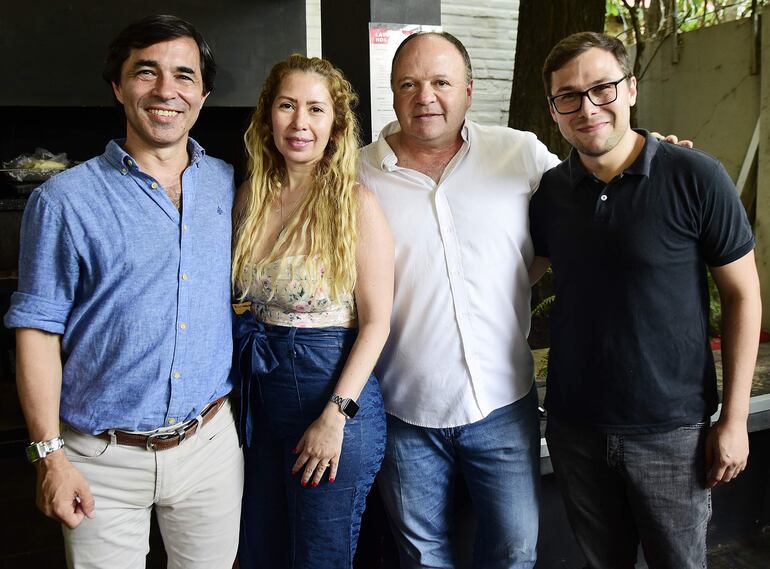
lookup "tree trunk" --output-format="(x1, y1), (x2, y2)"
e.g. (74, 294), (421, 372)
(508, 0), (606, 160)
(509, 0), (606, 350)
(645, 0), (663, 38)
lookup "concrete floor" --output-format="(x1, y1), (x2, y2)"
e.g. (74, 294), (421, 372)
(708, 534), (770, 569)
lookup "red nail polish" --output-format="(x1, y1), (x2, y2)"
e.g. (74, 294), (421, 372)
(301, 480), (307, 487)
(292, 447), (298, 453)
(328, 477), (335, 484)
(311, 481), (318, 488)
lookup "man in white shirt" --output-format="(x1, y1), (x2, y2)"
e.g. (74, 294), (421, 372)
(358, 31), (558, 568)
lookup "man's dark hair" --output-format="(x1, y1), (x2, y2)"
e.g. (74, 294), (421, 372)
(542, 32), (631, 96)
(390, 31), (473, 87)
(103, 14), (216, 95)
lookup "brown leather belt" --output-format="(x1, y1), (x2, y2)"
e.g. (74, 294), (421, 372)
(96, 395), (228, 451)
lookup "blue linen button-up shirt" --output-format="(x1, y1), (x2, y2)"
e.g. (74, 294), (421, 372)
(4, 138), (235, 435)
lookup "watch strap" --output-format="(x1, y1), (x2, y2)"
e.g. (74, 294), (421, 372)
(26, 437), (65, 463)
(329, 394), (359, 419)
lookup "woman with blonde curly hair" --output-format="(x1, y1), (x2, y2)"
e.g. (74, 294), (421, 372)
(233, 54), (393, 568)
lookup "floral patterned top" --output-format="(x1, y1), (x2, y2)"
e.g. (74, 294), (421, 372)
(248, 256), (356, 327)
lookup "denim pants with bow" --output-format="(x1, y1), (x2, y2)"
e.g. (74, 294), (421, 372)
(237, 323), (386, 569)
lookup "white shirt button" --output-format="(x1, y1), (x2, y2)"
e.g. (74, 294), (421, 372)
(173, 371), (181, 379)
(600, 194), (608, 201)
(151, 182), (158, 189)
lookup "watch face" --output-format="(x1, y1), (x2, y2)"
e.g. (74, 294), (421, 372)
(342, 399), (360, 419)
(25, 444), (42, 463)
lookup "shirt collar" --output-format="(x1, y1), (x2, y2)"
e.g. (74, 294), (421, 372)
(103, 137), (206, 173)
(566, 128), (657, 188)
(373, 119), (470, 171)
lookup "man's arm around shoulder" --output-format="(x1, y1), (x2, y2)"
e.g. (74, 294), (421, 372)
(16, 328), (95, 528)
(705, 250), (761, 488)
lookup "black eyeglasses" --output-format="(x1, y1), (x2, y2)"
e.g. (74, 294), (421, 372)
(549, 76), (630, 115)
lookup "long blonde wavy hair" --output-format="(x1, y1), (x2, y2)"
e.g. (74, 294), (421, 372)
(232, 54), (361, 301)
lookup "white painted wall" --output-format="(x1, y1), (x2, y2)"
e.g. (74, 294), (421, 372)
(757, 7), (770, 331)
(306, 0), (322, 58)
(441, 0), (519, 126)
(634, 18), (760, 181)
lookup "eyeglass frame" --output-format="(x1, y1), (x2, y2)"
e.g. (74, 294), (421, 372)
(548, 76), (631, 115)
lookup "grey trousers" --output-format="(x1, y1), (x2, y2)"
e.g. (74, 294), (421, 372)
(546, 417), (711, 569)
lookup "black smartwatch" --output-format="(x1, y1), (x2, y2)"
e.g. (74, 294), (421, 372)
(330, 394), (359, 419)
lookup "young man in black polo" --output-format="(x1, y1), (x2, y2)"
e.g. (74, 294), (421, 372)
(529, 32), (761, 569)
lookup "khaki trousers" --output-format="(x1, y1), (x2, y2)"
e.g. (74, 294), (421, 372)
(61, 400), (244, 569)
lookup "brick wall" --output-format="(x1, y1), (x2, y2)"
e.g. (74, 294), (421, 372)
(442, 0), (519, 126)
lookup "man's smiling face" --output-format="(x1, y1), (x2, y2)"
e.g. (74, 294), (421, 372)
(112, 36), (209, 153)
(548, 47), (637, 158)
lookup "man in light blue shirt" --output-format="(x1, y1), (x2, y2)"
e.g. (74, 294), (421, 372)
(4, 15), (243, 568)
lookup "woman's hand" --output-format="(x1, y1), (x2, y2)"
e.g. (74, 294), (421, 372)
(291, 404), (346, 487)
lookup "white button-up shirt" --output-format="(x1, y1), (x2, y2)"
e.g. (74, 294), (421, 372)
(359, 120), (559, 428)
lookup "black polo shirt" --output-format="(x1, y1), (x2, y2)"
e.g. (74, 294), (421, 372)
(529, 131), (754, 433)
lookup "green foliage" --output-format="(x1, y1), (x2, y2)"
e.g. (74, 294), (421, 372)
(607, 0), (766, 40)
(605, 0), (620, 18)
(532, 294), (555, 318)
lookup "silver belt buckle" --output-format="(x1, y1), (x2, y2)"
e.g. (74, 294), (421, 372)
(145, 431), (167, 451)
(145, 419), (198, 451)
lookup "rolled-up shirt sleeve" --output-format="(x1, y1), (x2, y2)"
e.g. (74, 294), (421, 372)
(4, 188), (78, 333)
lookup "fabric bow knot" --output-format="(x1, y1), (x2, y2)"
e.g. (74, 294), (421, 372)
(234, 312), (279, 377)
(233, 312), (279, 446)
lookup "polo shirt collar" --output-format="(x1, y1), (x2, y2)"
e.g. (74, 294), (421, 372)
(104, 137), (207, 173)
(373, 119), (470, 171)
(566, 128), (657, 188)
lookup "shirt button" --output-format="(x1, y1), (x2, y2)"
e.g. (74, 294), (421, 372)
(173, 371), (181, 379)
(121, 168), (127, 174)
(179, 322), (187, 330)
(600, 194), (608, 201)
(168, 418), (177, 425)
(151, 182), (158, 189)
(127, 160), (133, 166)
(181, 273), (188, 281)
(183, 224), (189, 231)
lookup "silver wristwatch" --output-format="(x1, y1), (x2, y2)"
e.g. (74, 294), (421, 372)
(26, 437), (65, 463)
(330, 394), (360, 419)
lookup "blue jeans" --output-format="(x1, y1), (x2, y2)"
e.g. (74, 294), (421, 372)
(378, 386), (541, 569)
(545, 417), (711, 569)
(238, 325), (386, 569)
